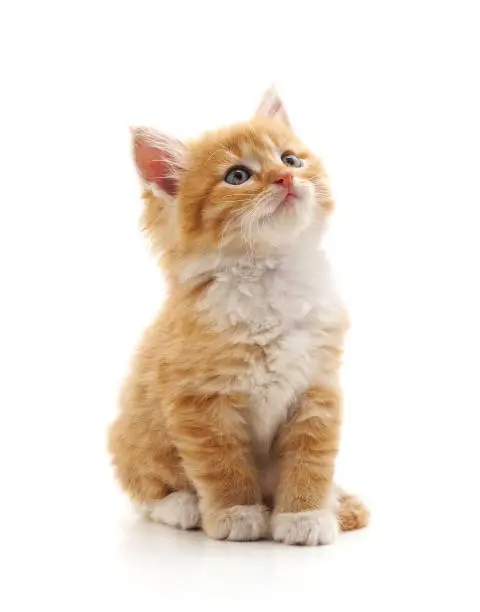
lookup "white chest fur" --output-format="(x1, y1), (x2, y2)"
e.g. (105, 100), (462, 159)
(191, 244), (345, 454)
(246, 326), (314, 453)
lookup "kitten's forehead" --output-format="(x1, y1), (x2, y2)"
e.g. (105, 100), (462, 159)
(191, 118), (299, 171)
(236, 133), (280, 172)
(237, 135), (278, 167)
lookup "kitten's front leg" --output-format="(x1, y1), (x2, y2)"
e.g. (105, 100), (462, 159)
(272, 386), (341, 546)
(167, 393), (268, 541)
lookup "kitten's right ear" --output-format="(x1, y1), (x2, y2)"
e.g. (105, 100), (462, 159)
(255, 86), (290, 126)
(131, 127), (187, 198)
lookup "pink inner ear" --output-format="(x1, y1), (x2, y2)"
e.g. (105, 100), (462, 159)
(134, 141), (178, 197)
(256, 87), (290, 126)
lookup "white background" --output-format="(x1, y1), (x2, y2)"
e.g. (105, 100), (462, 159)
(1, 1), (480, 610)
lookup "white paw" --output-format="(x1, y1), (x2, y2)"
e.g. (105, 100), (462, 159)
(140, 491), (201, 530)
(204, 505), (269, 541)
(272, 509), (339, 546)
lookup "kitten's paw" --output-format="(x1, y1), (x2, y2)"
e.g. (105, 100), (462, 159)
(203, 504), (269, 541)
(272, 509), (339, 546)
(140, 491), (201, 530)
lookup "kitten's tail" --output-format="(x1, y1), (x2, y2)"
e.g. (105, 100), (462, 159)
(337, 488), (370, 531)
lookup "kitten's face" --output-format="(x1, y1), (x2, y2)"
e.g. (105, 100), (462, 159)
(178, 117), (332, 253)
(133, 90), (333, 258)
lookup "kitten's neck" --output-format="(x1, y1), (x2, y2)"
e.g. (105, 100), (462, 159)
(173, 240), (343, 344)
(178, 235), (323, 286)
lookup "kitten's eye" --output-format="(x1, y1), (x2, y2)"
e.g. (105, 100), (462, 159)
(281, 152), (303, 168)
(224, 166), (252, 185)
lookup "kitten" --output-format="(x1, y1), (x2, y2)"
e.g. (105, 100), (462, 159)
(109, 89), (369, 545)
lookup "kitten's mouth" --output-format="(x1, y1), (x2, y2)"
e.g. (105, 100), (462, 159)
(260, 187), (303, 220)
(275, 190), (298, 211)
(282, 192), (297, 203)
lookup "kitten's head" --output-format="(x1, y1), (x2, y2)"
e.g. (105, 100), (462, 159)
(132, 89), (333, 261)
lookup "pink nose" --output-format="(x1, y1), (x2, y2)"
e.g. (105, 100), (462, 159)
(273, 173), (293, 191)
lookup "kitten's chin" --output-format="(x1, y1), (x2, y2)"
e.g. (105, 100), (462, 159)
(258, 196), (319, 248)
(218, 192), (324, 255)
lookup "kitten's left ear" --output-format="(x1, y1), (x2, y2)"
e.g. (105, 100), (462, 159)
(255, 86), (290, 126)
(131, 127), (187, 198)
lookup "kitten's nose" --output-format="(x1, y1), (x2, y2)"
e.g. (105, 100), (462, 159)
(273, 173), (293, 191)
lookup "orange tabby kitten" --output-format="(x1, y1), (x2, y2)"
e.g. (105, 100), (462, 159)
(109, 89), (369, 545)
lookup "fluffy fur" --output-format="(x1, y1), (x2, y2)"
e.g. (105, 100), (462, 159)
(109, 89), (369, 545)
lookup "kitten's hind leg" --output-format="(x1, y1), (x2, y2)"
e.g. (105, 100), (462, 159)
(110, 412), (200, 530)
(139, 491), (201, 530)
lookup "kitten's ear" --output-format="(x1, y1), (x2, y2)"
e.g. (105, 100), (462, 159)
(131, 127), (187, 197)
(255, 86), (290, 126)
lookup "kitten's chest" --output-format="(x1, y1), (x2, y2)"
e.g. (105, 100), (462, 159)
(200, 250), (344, 450)
(246, 325), (316, 452)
